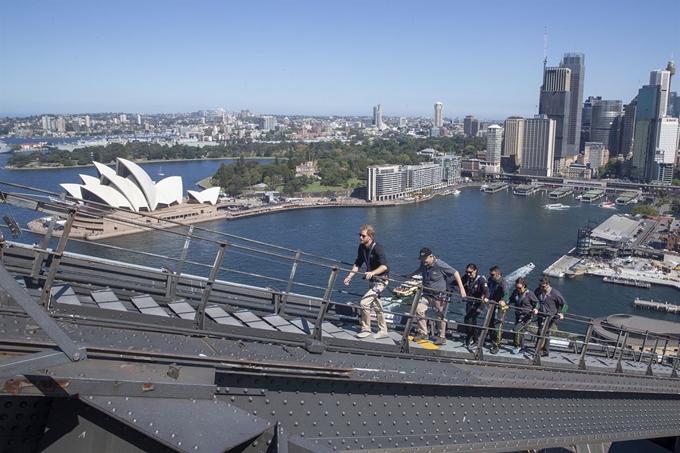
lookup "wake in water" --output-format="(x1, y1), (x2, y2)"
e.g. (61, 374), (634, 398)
(505, 262), (535, 282)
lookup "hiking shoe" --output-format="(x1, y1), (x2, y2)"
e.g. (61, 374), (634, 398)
(373, 331), (389, 340)
(356, 331), (372, 339)
(434, 337), (446, 346)
(468, 340), (477, 349)
(490, 346), (500, 355)
(512, 347), (521, 355)
(540, 350), (549, 357)
(412, 333), (427, 342)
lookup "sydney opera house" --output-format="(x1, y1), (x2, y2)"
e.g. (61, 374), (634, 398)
(29, 158), (224, 240)
(61, 158), (220, 211)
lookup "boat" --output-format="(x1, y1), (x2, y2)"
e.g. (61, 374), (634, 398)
(544, 203), (569, 210)
(505, 263), (535, 282)
(599, 201), (616, 209)
(479, 184), (489, 191)
(452, 189), (461, 195)
(158, 166), (165, 176)
(392, 279), (420, 298)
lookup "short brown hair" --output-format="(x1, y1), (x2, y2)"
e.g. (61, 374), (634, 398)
(360, 225), (375, 238)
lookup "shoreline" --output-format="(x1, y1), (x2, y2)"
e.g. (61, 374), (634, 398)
(2, 155), (281, 171)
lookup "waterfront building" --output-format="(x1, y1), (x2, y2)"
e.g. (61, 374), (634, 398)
(366, 155), (461, 201)
(539, 66), (572, 171)
(372, 104), (383, 129)
(485, 124), (503, 175)
(434, 102), (443, 128)
(519, 115), (556, 177)
(590, 99), (622, 150)
(502, 116), (524, 172)
(561, 52), (586, 156)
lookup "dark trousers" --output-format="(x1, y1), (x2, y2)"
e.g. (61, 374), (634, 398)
(464, 309), (481, 342)
(489, 306), (507, 347)
(536, 315), (558, 353)
(512, 313), (533, 349)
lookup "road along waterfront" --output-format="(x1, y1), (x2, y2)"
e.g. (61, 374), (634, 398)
(1, 154), (678, 329)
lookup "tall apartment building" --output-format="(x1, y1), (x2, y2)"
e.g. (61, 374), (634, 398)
(259, 116), (277, 131)
(434, 102), (443, 128)
(618, 97), (637, 158)
(539, 66), (571, 168)
(590, 100), (622, 149)
(519, 115), (556, 177)
(503, 116), (524, 171)
(372, 104), (383, 129)
(655, 117), (680, 182)
(485, 124), (503, 174)
(560, 53), (585, 156)
(367, 165), (402, 201)
(580, 96), (601, 147)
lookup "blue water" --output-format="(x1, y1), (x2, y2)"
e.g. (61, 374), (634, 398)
(1, 153), (678, 332)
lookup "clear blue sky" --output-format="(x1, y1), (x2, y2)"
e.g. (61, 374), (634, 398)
(1, 0), (678, 120)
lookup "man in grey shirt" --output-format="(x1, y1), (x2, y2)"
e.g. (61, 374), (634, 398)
(405, 247), (467, 345)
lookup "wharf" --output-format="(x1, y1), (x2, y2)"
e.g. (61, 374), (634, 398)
(603, 276), (651, 288)
(581, 189), (605, 203)
(513, 184), (541, 196)
(483, 182), (508, 193)
(615, 191), (640, 205)
(543, 251), (581, 278)
(634, 298), (680, 313)
(548, 187), (573, 199)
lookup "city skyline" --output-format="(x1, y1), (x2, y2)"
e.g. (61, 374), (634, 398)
(1, 0), (679, 119)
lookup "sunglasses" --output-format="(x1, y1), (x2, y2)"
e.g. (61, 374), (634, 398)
(359, 234), (368, 238)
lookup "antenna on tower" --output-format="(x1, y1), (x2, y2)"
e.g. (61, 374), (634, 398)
(543, 27), (548, 69)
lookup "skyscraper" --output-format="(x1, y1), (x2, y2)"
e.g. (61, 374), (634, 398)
(485, 124), (503, 174)
(372, 104), (382, 129)
(619, 97), (637, 158)
(631, 84), (661, 182)
(503, 117), (524, 164)
(560, 53), (585, 156)
(464, 115), (482, 136)
(434, 102), (443, 128)
(590, 100), (622, 149)
(519, 115), (556, 177)
(539, 66), (571, 169)
(650, 69), (671, 117)
(580, 96), (601, 148)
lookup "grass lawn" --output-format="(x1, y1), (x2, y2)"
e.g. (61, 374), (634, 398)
(299, 179), (364, 193)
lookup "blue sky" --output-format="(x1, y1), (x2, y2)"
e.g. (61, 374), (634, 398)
(1, 0), (678, 120)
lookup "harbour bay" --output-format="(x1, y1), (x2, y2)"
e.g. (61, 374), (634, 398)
(1, 153), (678, 332)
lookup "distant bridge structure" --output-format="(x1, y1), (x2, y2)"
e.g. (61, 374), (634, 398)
(0, 181), (679, 453)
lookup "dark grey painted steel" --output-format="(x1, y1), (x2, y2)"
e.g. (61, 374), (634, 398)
(0, 350), (73, 380)
(0, 264), (86, 364)
(81, 395), (272, 453)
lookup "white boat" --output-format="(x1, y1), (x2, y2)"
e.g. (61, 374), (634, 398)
(599, 201), (616, 209)
(479, 184), (489, 191)
(544, 203), (569, 210)
(158, 166), (165, 176)
(452, 189), (461, 195)
(505, 263), (535, 282)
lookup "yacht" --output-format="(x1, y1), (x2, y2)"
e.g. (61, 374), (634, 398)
(599, 201), (616, 209)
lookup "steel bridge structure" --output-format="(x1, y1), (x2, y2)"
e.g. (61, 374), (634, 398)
(0, 182), (679, 453)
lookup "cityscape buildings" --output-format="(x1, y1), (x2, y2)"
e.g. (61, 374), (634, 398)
(372, 104), (383, 129)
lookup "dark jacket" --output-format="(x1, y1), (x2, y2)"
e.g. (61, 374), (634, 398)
(353, 241), (389, 277)
(535, 286), (568, 316)
(462, 274), (489, 313)
(510, 288), (539, 321)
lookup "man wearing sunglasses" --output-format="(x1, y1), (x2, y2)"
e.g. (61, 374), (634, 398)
(344, 225), (390, 339)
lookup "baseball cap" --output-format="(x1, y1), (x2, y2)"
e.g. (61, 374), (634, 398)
(418, 247), (433, 260)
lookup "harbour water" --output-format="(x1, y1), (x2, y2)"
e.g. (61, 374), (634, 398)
(1, 153), (678, 331)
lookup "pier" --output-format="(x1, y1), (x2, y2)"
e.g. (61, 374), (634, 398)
(483, 182), (508, 193)
(603, 276), (651, 288)
(513, 184), (541, 196)
(548, 187), (573, 199)
(634, 298), (680, 313)
(581, 189), (606, 202)
(615, 191), (640, 205)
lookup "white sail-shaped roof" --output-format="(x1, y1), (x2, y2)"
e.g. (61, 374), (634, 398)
(187, 187), (220, 205)
(155, 176), (183, 206)
(80, 174), (101, 186)
(60, 183), (84, 201)
(93, 162), (116, 179)
(80, 185), (132, 209)
(117, 158), (158, 211)
(101, 173), (150, 212)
